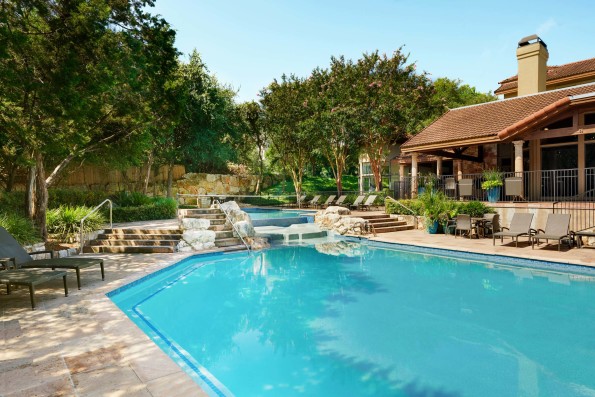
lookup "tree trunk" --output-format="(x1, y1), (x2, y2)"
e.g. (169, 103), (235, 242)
(34, 153), (48, 241)
(166, 161), (174, 198)
(5, 164), (17, 192)
(143, 152), (154, 195)
(26, 163), (37, 219)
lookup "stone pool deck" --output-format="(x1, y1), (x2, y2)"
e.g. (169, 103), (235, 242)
(1, 216), (593, 396)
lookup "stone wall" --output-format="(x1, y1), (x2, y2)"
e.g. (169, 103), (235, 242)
(461, 144), (498, 175)
(176, 173), (279, 204)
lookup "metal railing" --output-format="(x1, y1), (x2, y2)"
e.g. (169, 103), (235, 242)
(391, 167), (595, 203)
(80, 199), (112, 253)
(387, 198), (420, 229)
(213, 199), (252, 256)
(553, 201), (595, 233)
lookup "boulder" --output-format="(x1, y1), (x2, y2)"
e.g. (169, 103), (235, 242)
(333, 217), (367, 235)
(181, 218), (210, 230)
(245, 237), (270, 250)
(324, 206), (351, 215)
(316, 213), (341, 230)
(235, 220), (255, 238)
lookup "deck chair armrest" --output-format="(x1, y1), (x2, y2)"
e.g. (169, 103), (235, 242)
(530, 228), (539, 235)
(30, 250), (54, 258)
(0, 257), (16, 269)
(501, 227), (510, 231)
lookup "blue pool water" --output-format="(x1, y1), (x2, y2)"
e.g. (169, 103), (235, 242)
(110, 242), (595, 397)
(242, 207), (315, 220)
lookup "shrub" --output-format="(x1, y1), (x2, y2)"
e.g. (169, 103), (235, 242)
(49, 189), (111, 208)
(112, 191), (153, 207)
(385, 198), (424, 216)
(0, 191), (27, 215)
(0, 212), (41, 245)
(46, 206), (107, 242)
(112, 197), (177, 222)
(457, 201), (495, 218)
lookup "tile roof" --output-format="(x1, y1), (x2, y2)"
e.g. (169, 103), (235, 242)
(401, 83), (595, 151)
(495, 57), (595, 94)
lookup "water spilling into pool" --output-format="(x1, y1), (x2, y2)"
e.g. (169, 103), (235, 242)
(110, 241), (595, 397)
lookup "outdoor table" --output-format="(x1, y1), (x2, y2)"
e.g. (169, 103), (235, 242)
(471, 218), (488, 238)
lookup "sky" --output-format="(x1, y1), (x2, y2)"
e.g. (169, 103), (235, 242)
(151, 0), (595, 103)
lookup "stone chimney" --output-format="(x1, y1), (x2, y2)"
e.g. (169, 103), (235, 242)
(516, 35), (549, 96)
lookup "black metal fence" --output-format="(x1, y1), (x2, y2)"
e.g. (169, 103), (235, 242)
(392, 167), (595, 203)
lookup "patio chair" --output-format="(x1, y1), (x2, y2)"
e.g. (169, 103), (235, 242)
(453, 214), (478, 238)
(0, 227), (104, 290)
(459, 179), (473, 200)
(334, 195), (348, 207)
(531, 213), (572, 251)
(483, 213), (500, 236)
(306, 195), (321, 208)
(349, 195), (366, 210)
(320, 195), (337, 208)
(360, 195), (378, 211)
(0, 263), (69, 309)
(493, 213), (534, 247)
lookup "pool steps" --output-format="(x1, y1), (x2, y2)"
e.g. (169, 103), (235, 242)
(355, 214), (414, 234)
(84, 208), (247, 253)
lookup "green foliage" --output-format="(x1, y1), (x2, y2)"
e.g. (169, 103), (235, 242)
(49, 189), (111, 209)
(112, 191), (153, 207)
(0, 213), (41, 245)
(112, 198), (177, 222)
(263, 176), (359, 195)
(418, 190), (451, 224)
(0, 191), (26, 215)
(46, 206), (106, 241)
(481, 169), (504, 190)
(385, 198), (424, 216)
(457, 201), (495, 218)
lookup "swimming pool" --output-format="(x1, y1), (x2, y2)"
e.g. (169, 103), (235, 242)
(109, 241), (595, 397)
(242, 207), (315, 220)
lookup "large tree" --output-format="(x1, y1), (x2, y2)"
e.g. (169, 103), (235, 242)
(0, 0), (177, 239)
(236, 101), (267, 194)
(309, 58), (361, 195)
(350, 50), (435, 191)
(260, 75), (316, 205)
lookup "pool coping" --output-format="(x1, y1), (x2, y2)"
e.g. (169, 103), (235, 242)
(3, 229), (593, 397)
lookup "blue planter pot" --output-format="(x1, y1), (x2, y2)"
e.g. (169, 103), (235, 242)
(487, 187), (501, 203)
(426, 220), (439, 234)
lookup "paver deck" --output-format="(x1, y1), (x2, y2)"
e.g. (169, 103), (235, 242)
(1, 217), (593, 396)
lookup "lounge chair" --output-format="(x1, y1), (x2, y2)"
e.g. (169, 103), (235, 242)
(349, 195), (365, 210)
(493, 213), (534, 247)
(483, 213), (500, 236)
(360, 195), (378, 211)
(306, 195), (321, 208)
(453, 214), (478, 238)
(531, 213), (572, 251)
(320, 195), (336, 208)
(0, 227), (104, 290)
(334, 195), (348, 207)
(0, 262), (69, 309)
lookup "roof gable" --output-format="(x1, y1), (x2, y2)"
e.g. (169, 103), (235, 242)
(402, 83), (595, 152)
(495, 57), (595, 94)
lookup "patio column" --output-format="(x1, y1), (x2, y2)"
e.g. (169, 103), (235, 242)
(456, 160), (463, 181)
(399, 164), (405, 179)
(513, 140), (524, 175)
(436, 157), (442, 177)
(411, 153), (419, 198)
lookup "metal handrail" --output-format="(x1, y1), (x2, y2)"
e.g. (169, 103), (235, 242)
(79, 199), (112, 253)
(213, 200), (252, 256)
(388, 198), (419, 229)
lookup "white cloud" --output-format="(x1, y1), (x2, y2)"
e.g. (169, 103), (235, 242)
(536, 18), (557, 36)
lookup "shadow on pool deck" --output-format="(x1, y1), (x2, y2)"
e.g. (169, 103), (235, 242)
(1, 215), (593, 396)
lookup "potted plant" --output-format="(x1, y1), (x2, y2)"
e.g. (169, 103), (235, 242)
(419, 189), (449, 234)
(417, 172), (437, 196)
(481, 169), (503, 203)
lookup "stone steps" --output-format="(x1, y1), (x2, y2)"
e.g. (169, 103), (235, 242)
(215, 237), (244, 247)
(179, 207), (250, 251)
(351, 214), (415, 234)
(83, 228), (182, 254)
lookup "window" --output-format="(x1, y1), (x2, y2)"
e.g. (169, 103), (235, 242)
(542, 117), (573, 130)
(585, 113), (595, 126)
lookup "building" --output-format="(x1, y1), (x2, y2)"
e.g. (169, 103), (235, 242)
(361, 35), (595, 231)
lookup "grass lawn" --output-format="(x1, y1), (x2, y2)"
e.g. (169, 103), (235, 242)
(263, 175), (359, 195)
